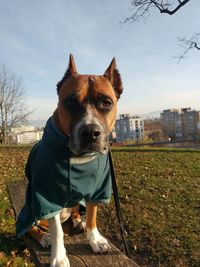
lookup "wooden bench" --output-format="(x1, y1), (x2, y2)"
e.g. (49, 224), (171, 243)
(7, 180), (139, 267)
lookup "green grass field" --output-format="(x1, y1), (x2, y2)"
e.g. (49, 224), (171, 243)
(0, 146), (200, 267)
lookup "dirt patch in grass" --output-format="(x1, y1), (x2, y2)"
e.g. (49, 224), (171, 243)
(0, 146), (200, 266)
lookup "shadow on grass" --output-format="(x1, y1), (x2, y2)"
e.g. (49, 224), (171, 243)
(0, 233), (25, 255)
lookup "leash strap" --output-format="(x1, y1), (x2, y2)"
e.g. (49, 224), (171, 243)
(108, 149), (131, 258)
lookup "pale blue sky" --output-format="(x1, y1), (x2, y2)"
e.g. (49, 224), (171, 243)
(0, 0), (199, 120)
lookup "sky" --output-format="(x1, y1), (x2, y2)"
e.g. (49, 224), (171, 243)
(0, 0), (200, 122)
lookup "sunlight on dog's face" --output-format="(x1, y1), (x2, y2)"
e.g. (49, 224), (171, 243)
(57, 74), (118, 155)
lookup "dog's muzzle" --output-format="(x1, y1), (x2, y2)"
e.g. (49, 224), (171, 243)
(79, 123), (102, 142)
(69, 123), (109, 155)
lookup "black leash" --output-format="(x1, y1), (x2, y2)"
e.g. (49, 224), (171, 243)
(108, 149), (131, 258)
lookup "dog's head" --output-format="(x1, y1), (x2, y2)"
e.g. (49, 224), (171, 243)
(54, 54), (123, 155)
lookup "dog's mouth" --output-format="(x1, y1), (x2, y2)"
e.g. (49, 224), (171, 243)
(69, 142), (108, 156)
(68, 122), (109, 156)
(87, 144), (108, 155)
(69, 137), (109, 156)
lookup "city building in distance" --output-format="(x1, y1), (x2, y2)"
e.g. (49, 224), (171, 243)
(161, 107), (200, 141)
(114, 114), (144, 143)
(8, 126), (43, 144)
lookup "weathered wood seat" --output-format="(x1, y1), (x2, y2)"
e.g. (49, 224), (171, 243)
(7, 180), (139, 267)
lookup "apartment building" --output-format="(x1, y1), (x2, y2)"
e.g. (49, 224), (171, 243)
(182, 108), (200, 140)
(115, 114), (144, 142)
(9, 126), (43, 144)
(160, 109), (180, 140)
(161, 108), (200, 140)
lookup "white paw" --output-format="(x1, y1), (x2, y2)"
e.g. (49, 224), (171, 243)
(50, 256), (70, 267)
(50, 246), (70, 267)
(87, 228), (110, 253)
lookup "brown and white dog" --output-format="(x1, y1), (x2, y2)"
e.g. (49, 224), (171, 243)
(31, 55), (123, 267)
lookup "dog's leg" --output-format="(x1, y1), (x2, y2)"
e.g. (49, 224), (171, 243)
(60, 207), (72, 223)
(48, 213), (70, 267)
(86, 203), (110, 253)
(28, 226), (50, 248)
(71, 205), (81, 227)
(70, 205), (86, 234)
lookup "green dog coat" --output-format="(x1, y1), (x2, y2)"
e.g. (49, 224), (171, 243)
(16, 117), (112, 237)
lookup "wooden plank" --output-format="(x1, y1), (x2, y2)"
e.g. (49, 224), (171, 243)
(23, 232), (137, 267)
(7, 181), (139, 267)
(7, 180), (27, 217)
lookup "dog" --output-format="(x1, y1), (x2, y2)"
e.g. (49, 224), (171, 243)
(16, 54), (123, 267)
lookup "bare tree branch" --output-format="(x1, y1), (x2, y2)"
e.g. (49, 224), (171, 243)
(123, 0), (200, 61)
(176, 32), (200, 62)
(123, 0), (191, 22)
(0, 65), (33, 144)
(158, 0), (190, 15)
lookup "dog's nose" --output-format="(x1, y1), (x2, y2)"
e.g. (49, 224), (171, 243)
(80, 124), (101, 141)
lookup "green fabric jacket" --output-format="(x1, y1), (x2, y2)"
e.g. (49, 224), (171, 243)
(16, 117), (111, 237)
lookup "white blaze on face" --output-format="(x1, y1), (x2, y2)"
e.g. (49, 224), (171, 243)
(71, 105), (105, 154)
(84, 105), (101, 126)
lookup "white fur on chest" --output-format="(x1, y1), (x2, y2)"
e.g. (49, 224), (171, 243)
(69, 153), (97, 164)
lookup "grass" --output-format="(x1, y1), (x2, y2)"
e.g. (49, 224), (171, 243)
(0, 146), (34, 266)
(105, 147), (200, 267)
(0, 146), (200, 266)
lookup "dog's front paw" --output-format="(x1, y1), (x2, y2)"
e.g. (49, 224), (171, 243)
(87, 228), (110, 253)
(50, 246), (70, 267)
(50, 256), (70, 267)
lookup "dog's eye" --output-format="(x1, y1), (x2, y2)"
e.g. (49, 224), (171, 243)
(102, 99), (112, 108)
(64, 96), (82, 111)
(97, 97), (113, 111)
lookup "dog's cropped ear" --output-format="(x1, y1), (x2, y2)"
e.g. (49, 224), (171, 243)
(66, 54), (78, 77)
(104, 58), (123, 99)
(57, 54), (78, 94)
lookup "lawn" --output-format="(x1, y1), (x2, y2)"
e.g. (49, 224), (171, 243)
(0, 146), (33, 266)
(0, 146), (200, 267)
